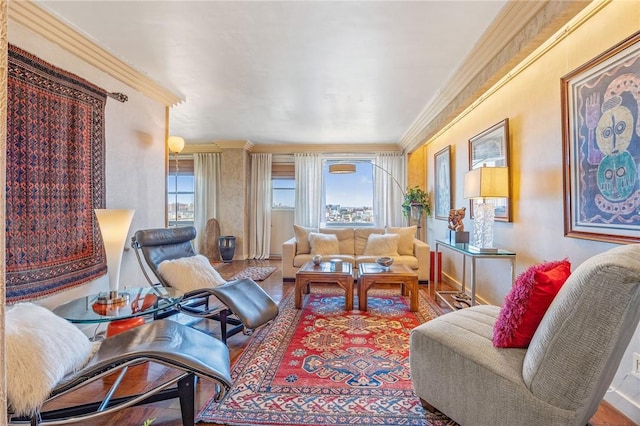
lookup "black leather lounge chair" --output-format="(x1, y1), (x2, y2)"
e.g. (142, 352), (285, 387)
(131, 226), (279, 343)
(8, 319), (231, 426)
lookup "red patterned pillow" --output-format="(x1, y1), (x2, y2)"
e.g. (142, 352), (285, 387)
(493, 259), (571, 348)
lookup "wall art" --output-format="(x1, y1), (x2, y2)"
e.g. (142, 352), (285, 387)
(562, 31), (640, 243)
(434, 145), (452, 220)
(468, 118), (511, 222)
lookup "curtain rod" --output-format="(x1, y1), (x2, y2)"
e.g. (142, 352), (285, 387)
(108, 92), (128, 103)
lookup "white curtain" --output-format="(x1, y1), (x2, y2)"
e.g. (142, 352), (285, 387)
(249, 153), (272, 259)
(194, 153), (221, 253)
(294, 153), (323, 227)
(373, 153), (406, 228)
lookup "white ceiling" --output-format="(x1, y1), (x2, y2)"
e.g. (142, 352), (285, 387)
(36, 1), (509, 146)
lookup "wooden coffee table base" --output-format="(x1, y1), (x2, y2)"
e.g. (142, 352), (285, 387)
(295, 261), (354, 310)
(357, 263), (419, 312)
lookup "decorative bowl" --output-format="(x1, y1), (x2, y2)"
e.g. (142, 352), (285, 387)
(312, 254), (323, 265)
(376, 256), (394, 271)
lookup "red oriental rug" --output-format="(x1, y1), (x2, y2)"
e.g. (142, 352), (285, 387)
(198, 287), (457, 425)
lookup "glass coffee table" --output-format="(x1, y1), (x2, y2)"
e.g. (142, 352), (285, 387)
(54, 286), (183, 338)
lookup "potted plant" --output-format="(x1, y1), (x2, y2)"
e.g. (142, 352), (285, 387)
(402, 186), (432, 219)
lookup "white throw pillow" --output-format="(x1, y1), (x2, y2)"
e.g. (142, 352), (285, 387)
(386, 226), (417, 255)
(158, 254), (227, 293)
(6, 303), (95, 416)
(293, 225), (317, 255)
(363, 233), (400, 256)
(309, 232), (340, 255)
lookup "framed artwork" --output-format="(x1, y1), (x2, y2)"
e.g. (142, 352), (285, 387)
(468, 118), (511, 222)
(434, 145), (452, 220)
(562, 31), (640, 244)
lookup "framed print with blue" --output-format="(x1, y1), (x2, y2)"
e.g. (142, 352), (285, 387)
(434, 145), (451, 220)
(562, 30), (640, 244)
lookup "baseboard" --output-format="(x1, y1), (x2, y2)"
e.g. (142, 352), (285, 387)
(439, 272), (490, 306)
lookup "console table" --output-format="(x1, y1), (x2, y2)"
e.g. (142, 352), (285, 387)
(434, 239), (516, 310)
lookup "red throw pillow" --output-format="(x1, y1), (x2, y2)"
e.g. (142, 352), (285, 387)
(493, 259), (571, 348)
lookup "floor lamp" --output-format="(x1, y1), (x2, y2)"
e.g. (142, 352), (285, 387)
(168, 136), (185, 227)
(463, 166), (509, 252)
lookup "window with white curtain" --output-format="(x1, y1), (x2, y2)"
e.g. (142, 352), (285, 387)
(272, 177), (295, 209)
(322, 160), (374, 227)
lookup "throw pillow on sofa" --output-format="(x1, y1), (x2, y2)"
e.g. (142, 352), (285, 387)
(493, 259), (571, 348)
(363, 233), (400, 256)
(293, 225), (317, 255)
(386, 226), (416, 255)
(309, 232), (340, 255)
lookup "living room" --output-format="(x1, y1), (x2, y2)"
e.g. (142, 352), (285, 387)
(3, 1), (640, 425)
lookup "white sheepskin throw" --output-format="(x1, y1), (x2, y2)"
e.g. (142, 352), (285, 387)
(158, 254), (227, 293)
(309, 232), (340, 255)
(364, 233), (400, 256)
(6, 303), (94, 416)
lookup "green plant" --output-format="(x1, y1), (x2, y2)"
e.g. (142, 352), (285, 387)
(142, 419), (156, 426)
(402, 186), (431, 218)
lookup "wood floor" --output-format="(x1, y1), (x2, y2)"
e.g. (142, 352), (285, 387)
(39, 259), (635, 426)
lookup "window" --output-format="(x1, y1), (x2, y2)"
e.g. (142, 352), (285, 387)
(168, 159), (195, 227)
(323, 160), (374, 226)
(272, 178), (295, 209)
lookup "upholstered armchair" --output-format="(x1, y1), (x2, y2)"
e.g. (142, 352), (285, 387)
(410, 244), (640, 426)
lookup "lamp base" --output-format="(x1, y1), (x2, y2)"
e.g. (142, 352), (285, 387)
(95, 291), (129, 306)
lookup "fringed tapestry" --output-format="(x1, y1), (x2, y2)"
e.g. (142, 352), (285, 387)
(6, 44), (107, 303)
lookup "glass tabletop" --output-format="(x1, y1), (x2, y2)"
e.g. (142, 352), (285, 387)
(436, 239), (515, 256)
(53, 287), (183, 323)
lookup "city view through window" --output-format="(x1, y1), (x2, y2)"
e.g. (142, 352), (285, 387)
(169, 161), (376, 227)
(324, 161), (374, 225)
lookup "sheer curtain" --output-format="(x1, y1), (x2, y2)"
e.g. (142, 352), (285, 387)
(194, 153), (221, 253)
(294, 153), (323, 227)
(249, 153), (272, 259)
(373, 153), (406, 228)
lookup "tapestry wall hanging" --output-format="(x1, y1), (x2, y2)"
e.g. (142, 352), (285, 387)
(6, 44), (107, 302)
(562, 30), (640, 244)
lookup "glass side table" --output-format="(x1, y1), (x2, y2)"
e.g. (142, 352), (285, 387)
(53, 286), (183, 338)
(434, 239), (516, 310)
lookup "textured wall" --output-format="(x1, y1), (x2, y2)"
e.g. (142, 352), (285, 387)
(219, 148), (250, 260)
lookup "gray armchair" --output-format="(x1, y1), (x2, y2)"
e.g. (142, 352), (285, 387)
(410, 244), (640, 426)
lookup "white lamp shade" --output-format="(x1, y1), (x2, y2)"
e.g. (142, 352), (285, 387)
(95, 209), (135, 292)
(167, 136), (185, 154)
(463, 166), (509, 199)
(328, 163), (356, 174)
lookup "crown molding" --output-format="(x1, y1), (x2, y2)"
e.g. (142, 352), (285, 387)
(400, 0), (592, 153)
(250, 143), (402, 154)
(8, 0), (183, 106)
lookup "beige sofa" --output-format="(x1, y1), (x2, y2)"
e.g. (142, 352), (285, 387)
(282, 226), (430, 282)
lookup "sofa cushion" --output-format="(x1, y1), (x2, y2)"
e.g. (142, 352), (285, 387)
(309, 232), (340, 255)
(386, 226), (417, 255)
(363, 233), (400, 256)
(493, 259), (571, 348)
(320, 228), (355, 255)
(293, 225), (317, 255)
(354, 228), (384, 255)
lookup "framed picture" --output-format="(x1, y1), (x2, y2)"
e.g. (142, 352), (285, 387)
(562, 31), (640, 244)
(468, 118), (511, 222)
(434, 145), (452, 220)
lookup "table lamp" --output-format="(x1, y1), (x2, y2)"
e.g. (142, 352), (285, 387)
(95, 209), (135, 304)
(463, 166), (508, 252)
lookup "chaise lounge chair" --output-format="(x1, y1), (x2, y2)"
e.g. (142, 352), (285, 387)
(131, 226), (279, 343)
(7, 302), (232, 426)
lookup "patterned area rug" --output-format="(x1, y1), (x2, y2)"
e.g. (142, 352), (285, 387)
(198, 287), (456, 425)
(229, 266), (278, 281)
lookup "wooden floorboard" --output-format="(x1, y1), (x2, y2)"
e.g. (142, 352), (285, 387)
(34, 259), (635, 426)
